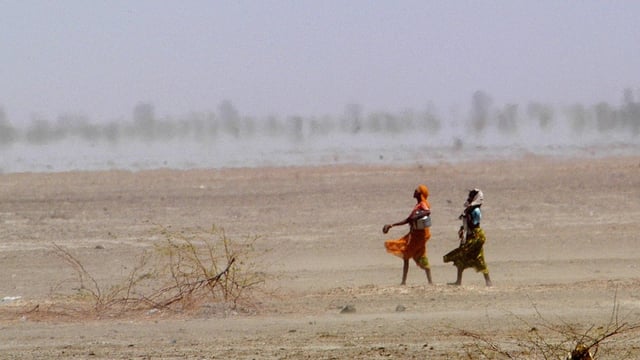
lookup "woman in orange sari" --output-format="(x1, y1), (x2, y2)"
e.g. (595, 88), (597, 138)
(383, 184), (433, 285)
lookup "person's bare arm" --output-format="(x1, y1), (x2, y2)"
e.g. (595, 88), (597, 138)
(383, 217), (411, 233)
(383, 205), (430, 234)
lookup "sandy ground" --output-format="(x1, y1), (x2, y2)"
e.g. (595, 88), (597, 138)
(1, 156), (640, 359)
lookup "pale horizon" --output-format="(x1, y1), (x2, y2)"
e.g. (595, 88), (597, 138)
(2, 1), (640, 125)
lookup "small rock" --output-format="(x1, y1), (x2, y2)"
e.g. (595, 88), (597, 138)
(340, 305), (356, 314)
(1, 296), (22, 303)
(147, 308), (160, 315)
(395, 304), (406, 312)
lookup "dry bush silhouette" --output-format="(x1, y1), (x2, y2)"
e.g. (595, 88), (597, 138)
(50, 225), (265, 318)
(459, 291), (640, 359)
(52, 242), (154, 315)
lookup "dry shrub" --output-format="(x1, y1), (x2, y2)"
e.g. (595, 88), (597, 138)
(149, 224), (266, 312)
(49, 225), (265, 318)
(460, 291), (640, 359)
(51, 242), (154, 315)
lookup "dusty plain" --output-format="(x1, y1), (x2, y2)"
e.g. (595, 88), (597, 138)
(1, 156), (640, 359)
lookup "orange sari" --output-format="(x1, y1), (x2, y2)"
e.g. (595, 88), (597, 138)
(385, 200), (431, 268)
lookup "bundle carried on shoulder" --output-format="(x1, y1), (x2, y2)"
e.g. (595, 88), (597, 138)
(411, 209), (431, 230)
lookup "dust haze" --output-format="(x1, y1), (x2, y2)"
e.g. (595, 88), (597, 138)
(1, 89), (639, 173)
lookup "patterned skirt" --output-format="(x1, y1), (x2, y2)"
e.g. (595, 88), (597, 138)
(443, 227), (488, 274)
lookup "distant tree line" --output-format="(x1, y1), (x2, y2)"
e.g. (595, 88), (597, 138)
(0, 89), (639, 146)
(469, 89), (640, 137)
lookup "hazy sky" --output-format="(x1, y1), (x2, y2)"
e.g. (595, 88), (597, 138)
(2, 1), (639, 125)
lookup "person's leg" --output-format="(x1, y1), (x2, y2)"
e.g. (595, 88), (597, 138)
(424, 268), (433, 285)
(401, 259), (409, 285)
(483, 272), (492, 287)
(448, 266), (463, 285)
(472, 247), (490, 286)
(414, 255), (432, 285)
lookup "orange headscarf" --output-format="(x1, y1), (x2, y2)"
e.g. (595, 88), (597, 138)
(417, 184), (431, 208)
